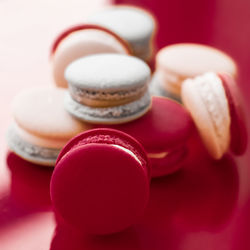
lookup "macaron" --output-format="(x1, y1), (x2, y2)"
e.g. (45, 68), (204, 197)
(50, 128), (151, 235)
(152, 43), (237, 99)
(87, 5), (156, 62)
(7, 87), (89, 166)
(51, 24), (131, 88)
(64, 53), (152, 124)
(181, 72), (247, 159)
(95, 96), (194, 177)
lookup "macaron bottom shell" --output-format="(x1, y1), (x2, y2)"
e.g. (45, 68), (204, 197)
(7, 125), (59, 166)
(64, 91), (152, 124)
(148, 145), (188, 177)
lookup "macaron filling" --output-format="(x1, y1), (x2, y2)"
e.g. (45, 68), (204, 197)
(147, 145), (188, 176)
(64, 90), (151, 123)
(69, 83), (147, 107)
(7, 125), (60, 165)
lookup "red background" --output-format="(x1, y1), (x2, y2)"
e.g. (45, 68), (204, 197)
(0, 0), (250, 249)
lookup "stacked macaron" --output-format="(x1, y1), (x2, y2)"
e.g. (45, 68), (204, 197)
(51, 6), (157, 88)
(64, 53), (152, 124)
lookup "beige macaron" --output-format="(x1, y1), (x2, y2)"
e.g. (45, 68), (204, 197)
(181, 72), (231, 159)
(7, 86), (90, 166)
(155, 43), (237, 98)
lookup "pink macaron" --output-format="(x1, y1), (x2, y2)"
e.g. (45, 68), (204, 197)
(50, 24), (131, 88)
(181, 72), (247, 159)
(50, 128), (151, 235)
(95, 96), (194, 177)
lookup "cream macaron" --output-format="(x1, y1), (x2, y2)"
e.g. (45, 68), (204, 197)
(51, 24), (131, 88)
(87, 5), (156, 62)
(151, 43), (237, 100)
(181, 72), (247, 159)
(7, 87), (89, 166)
(64, 53), (151, 124)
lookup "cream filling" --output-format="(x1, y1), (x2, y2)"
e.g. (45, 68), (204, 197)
(65, 90), (151, 121)
(112, 144), (142, 165)
(147, 151), (169, 159)
(69, 84), (147, 103)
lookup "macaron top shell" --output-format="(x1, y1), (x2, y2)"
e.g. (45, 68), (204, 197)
(87, 6), (155, 45)
(157, 43), (237, 78)
(98, 97), (194, 153)
(51, 128), (150, 234)
(65, 54), (151, 91)
(12, 87), (87, 140)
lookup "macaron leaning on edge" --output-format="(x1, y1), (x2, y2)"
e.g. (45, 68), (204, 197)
(181, 72), (247, 160)
(50, 128), (151, 235)
(50, 24), (132, 88)
(87, 5), (156, 62)
(7, 87), (89, 166)
(64, 53), (152, 124)
(152, 43), (237, 100)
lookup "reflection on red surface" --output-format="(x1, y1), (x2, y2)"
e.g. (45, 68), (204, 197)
(6, 152), (52, 211)
(0, 152), (52, 231)
(49, 132), (240, 250)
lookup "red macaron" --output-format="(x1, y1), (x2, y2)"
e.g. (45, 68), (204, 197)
(95, 96), (194, 177)
(218, 73), (247, 155)
(50, 128), (151, 235)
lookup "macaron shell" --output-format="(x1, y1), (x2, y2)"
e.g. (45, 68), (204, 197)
(6, 125), (60, 166)
(157, 43), (237, 79)
(219, 73), (247, 155)
(181, 73), (231, 159)
(12, 122), (69, 149)
(87, 6), (156, 61)
(12, 87), (87, 140)
(52, 26), (130, 88)
(65, 54), (151, 91)
(64, 90), (151, 125)
(51, 128), (150, 234)
(88, 6), (155, 43)
(149, 73), (182, 102)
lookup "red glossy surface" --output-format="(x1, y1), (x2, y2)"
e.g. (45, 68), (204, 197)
(1, 0), (250, 249)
